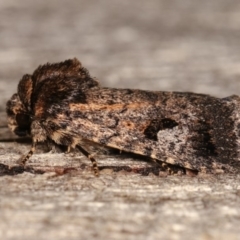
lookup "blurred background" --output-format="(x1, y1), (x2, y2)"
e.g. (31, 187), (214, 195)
(1, 0), (240, 106)
(1, 1), (240, 239)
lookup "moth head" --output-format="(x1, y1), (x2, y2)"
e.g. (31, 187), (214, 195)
(6, 74), (33, 137)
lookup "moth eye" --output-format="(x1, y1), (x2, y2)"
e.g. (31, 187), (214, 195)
(16, 113), (30, 128)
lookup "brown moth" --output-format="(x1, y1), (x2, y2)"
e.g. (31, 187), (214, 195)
(6, 58), (240, 175)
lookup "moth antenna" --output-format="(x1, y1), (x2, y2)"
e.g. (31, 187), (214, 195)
(77, 145), (99, 176)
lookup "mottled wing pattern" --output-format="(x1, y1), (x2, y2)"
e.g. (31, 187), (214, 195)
(35, 81), (239, 173)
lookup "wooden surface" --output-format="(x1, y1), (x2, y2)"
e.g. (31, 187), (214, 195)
(1, 1), (240, 239)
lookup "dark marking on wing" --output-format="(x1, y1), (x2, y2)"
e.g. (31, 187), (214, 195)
(144, 118), (178, 141)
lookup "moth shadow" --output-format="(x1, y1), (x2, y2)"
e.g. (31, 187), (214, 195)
(0, 163), (45, 176)
(98, 150), (190, 176)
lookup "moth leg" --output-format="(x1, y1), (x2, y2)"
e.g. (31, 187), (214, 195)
(46, 139), (67, 153)
(18, 141), (37, 166)
(76, 145), (99, 176)
(67, 146), (71, 153)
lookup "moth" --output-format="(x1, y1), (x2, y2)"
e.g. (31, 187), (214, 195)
(6, 58), (240, 175)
